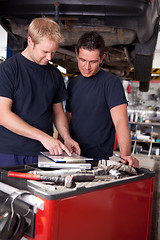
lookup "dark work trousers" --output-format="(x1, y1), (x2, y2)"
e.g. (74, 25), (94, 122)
(0, 153), (38, 167)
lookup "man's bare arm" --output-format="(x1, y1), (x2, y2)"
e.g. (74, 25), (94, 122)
(0, 96), (71, 155)
(111, 104), (139, 168)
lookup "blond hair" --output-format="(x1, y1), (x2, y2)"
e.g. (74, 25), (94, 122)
(28, 17), (64, 44)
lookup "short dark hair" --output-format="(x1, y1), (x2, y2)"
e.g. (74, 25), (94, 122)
(76, 31), (105, 57)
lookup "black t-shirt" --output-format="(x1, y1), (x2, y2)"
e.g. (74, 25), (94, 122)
(0, 53), (68, 155)
(66, 69), (127, 158)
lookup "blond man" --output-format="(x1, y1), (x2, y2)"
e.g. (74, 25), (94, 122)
(0, 17), (80, 167)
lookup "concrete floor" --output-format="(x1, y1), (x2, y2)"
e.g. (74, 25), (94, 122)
(112, 151), (160, 240)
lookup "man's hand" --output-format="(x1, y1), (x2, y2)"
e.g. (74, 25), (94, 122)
(64, 137), (81, 155)
(41, 135), (72, 156)
(120, 156), (139, 168)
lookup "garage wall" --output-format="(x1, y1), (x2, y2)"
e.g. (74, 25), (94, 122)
(0, 25), (7, 60)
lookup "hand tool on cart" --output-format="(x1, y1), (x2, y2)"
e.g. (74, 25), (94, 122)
(30, 168), (115, 182)
(7, 171), (95, 188)
(98, 161), (137, 176)
(113, 153), (138, 174)
(113, 153), (128, 163)
(29, 163), (136, 180)
(29, 168), (105, 177)
(7, 171), (73, 188)
(29, 168), (85, 177)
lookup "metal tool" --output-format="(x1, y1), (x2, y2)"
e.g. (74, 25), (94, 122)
(109, 169), (122, 179)
(8, 171), (95, 188)
(8, 171), (72, 188)
(29, 168), (105, 177)
(71, 174), (95, 182)
(29, 168), (84, 177)
(113, 153), (127, 162)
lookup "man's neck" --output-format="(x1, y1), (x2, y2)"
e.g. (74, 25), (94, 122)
(21, 47), (32, 61)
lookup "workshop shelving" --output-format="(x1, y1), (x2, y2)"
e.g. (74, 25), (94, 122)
(129, 122), (160, 157)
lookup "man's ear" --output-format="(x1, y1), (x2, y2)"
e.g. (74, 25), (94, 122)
(75, 49), (79, 59)
(28, 36), (34, 48)
(99, 53), (106, 67)
(100, 53), (106, 64)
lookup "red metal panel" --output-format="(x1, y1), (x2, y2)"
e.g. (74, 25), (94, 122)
(57, 178), (154, 240)
(24, 177), (154, 240)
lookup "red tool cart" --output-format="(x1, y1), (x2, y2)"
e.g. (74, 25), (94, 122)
(0, 164), (154, 240)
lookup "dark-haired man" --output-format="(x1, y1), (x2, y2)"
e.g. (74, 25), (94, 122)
(66, 31), (139, 168)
